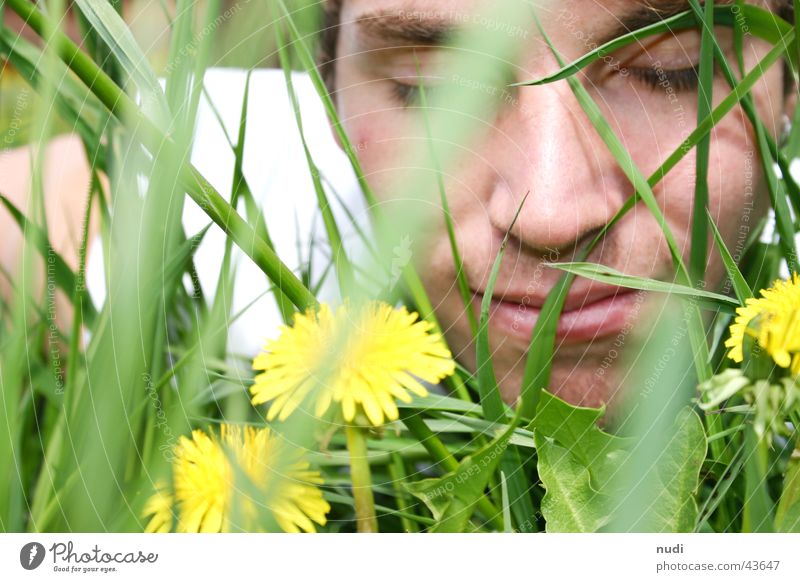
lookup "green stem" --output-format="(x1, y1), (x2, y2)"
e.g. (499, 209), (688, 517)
(388, 453), (419, 533)
(742, 423), (774, 532)
(399, 410), (504, 530)
(345, 425), (378, 533)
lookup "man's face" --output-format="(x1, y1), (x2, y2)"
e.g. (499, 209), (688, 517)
(330, 0), (786, 409)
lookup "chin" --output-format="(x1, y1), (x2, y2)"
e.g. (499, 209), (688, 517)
(547, 363), (622, 410)
(491, 353), (627, 417)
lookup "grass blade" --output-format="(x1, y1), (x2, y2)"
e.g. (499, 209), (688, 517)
(516, 5), (796, 86)
(73, 0), (169, 123)
(688, 0), (715, 284)
(416, 60), (479, 338)
(275, 15), (354, 296)
(543, 262), (740, 311)
(706, 208), (754, 303)
(474, 193), (537, 531)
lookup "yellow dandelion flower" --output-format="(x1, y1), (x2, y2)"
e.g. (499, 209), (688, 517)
(142, 483), (173, 533)
(725, 273), (800, 375)
(251, 301), (456, 426)
(142, 425), (330, 533)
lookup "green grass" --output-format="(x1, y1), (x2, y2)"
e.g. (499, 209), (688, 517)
(0, 0), (799, 533)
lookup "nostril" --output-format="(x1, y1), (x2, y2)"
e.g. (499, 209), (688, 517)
(575, 225), (607, 254)
(504, 223), (606, 261)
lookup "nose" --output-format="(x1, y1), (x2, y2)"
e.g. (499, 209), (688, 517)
(486, 77), (628, 257)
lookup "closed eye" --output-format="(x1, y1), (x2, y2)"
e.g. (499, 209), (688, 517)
(627, 64), (701, 93)
(391, 81), (423, 105)
(390, 75), (445, 106)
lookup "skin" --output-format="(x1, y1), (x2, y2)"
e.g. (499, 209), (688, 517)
(0, 0), (792, 414)
(329, 0), (790, 410)
(0, 135), (97, 332)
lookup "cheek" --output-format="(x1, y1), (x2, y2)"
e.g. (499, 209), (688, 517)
(616, 93), (698, 175)
(632, 106), (765, 284)
(704, 127), (767, 286)
(344, 118), (417, 198)
(338, 85), (425, 194)
(607, 79), (772, 277)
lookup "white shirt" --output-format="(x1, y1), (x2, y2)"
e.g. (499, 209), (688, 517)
(86, 68), (367, 356)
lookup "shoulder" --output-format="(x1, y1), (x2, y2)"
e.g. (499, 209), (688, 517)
(0, 134), (97, 268)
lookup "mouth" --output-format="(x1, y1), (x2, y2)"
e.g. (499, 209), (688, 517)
(474, 285), (645, 346)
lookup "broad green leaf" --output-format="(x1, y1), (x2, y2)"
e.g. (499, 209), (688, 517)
(535, 434), (610, 532)
(608, 408), (707, 532)
(776, 500), (800, 532)
(532, 391), (633, 491)
(641, 409), (707, 532)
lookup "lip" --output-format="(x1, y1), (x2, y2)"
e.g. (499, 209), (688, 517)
(475, 286), (644, 345)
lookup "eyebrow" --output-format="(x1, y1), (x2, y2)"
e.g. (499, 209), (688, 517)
(604, 0), (736, 43)
(355, 11), (456, 47)
(354, 1), (738, 50)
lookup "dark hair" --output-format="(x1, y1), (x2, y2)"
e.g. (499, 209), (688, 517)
(318, 0), (342, 97)
(318, 0), (795, 96)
